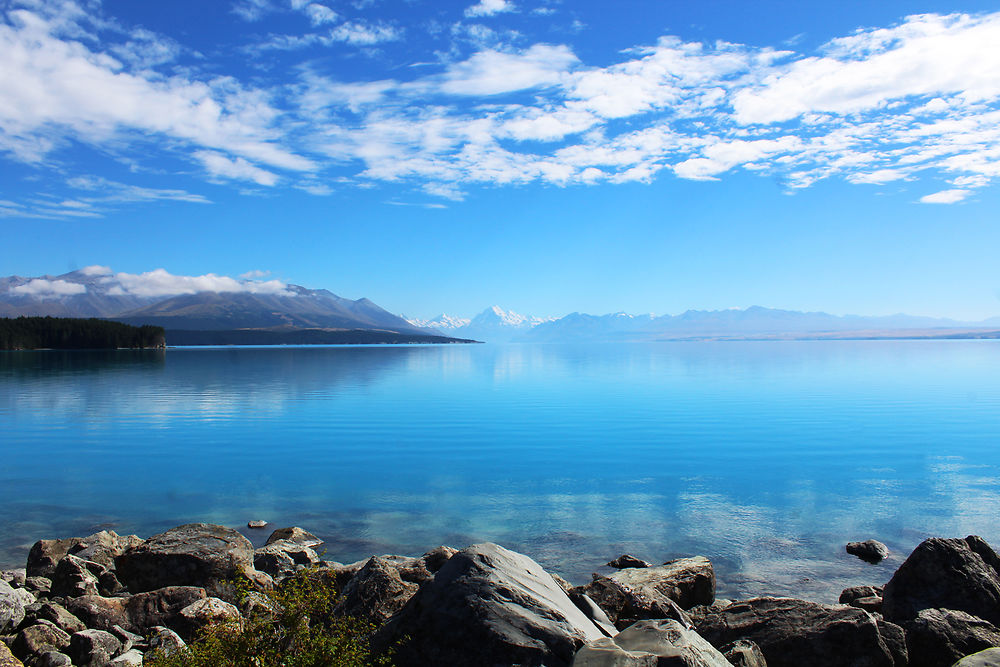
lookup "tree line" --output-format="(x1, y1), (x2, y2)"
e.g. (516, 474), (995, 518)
(0, 317), (165, 350)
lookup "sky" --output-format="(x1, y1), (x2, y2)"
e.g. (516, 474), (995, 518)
(2, 0), (1000, 321)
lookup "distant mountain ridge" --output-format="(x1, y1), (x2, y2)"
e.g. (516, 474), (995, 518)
(409, 306), (554, 343)
(0, 269), (436, 336)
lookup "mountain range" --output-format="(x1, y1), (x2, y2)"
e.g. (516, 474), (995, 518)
(408, 306), (554, 343)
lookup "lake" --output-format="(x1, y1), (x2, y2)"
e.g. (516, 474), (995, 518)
(3, 341), (1000, 601)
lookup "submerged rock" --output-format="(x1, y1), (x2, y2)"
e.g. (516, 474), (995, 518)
(606, 555), (652, 570)
(573, 619), (731, 667)
(882, 536), (1000, 626)
(374, 542), (605, 667)
(847, 540), (890, 564)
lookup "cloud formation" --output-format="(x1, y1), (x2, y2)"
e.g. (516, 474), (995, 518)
(103, 268), (292, 297)
(2, 2), (1000, 210)
(11, 279), (87, 298)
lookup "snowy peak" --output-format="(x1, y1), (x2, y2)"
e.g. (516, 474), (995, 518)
(406, 314), (471, 330)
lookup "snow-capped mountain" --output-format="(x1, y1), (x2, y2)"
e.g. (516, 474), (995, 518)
(406, 314), (472, 330)
(408, 306), (554, 342)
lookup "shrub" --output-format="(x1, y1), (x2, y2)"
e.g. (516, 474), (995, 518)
(147, 571), (391, 667)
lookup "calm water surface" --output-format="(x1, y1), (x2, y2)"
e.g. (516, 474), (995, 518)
(3, 341), (1000, 601)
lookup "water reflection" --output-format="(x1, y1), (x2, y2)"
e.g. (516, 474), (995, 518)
(2, 341), (1000, 602)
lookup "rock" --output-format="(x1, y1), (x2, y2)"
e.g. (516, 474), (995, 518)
(36, 651), (71, 667)
(900, 608), (1000, 667)
(253, 539), (322, 580)
(23, 578), (51, 596)
(720, 639), (767, 667)
(334, 556), (418, 627)
(109, 649), (143, 666)
(264, 527), (322, 548)
(11, 624), (71, 661)
(146, 626), (185, 658)
(247, 520), (268, 529)
(115, 523), (264, 600)
(606, 555), (652, 570)
(839, 585), (883, 604)
(69, 629), (122, 667)
(108, 625), (143, 654)
(177, 597), (240, 638)
(696, 596), (905, 667)
(0, 582), (26, 634)
(374, 542), (605, 667)
(124, 587), (207, 635)
(26, 540), (79, 579)
(0, 644), (22, 667)
(0, 573), (25, 590)
(568, 591), (618, 637)
(63, 596), (129, 633)
(572, 557), (714, 630)
(850, 596), (883, 613)
(70, 532), (144, 571)
(686, 600), (733, 627)
(21, 602), (86, 634)
(847, 539), (890, 564)
(955, 648), (1000, 666)
(50, 555), (103, 599)
(572, 619), (732, 667)
(882, 536), (1000, 625)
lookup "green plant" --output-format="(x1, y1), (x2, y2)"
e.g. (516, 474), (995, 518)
(147, 570), (391, 667)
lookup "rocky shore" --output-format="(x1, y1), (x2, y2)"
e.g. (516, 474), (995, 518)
(2, 524), (1000, 666)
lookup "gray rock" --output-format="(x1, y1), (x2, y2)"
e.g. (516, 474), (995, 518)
(23, 578), (51, 596)
(900, 608), (1000, 667)
(50, 555), (103, 599)
(847, 540), (890, 564)
(883, 536), (1000, 626)
(606, 555), (652, 570)
(36, 651), (72, 667)
(21, 602), (86, 634)
(573, 619), (732, 667)
(0, 573), (25, 590)
(11, 624), (71, 661)
(176, 597), (240, 638)
(955, 648), (1000, 666)
(124, 587), (207, 635)
(108, 626), (142, 654)
(720, 639), (767, 667)
(686, 600), (732, 628)
(115, 523), (266, 600)
(27, 539), (79, 579)
(63, 597), (128, 633)
(0, 582), (26, 634)
(264, 527), (322, 548)
(850, 596), (883, 613)
(568, 591), (618, 638)
(696, 596), (905, 667)
(253, 539), (321, 580)
(247, 520), (268, 529)
(374, 542), (605, 667)
(108, 649), (143, 666)
(70, 532), (144, 571)
(69, 629), (122, 667)
(146, 626), (185, 658)
(839, 585), (883, 604)
(334, 556), (418, 627)
(572, 557), (714, 630)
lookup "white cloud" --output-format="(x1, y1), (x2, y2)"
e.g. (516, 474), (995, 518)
(240, 269), (272, 279)
(11, 278), (87, 298)
(920, 189), (970, 204)
(103, 268), (293, 297)
(464, 0), (514, 18)
(196, 151), (279, 186)
(80, 265), (112, 275)
(848, 169), (908, 184)
(303, 3), (338, 25)
(328, 21), (400, 45)
(440, 44), (578, 96)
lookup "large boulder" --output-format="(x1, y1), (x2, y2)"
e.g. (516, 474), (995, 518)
(1, 581), (27, 634)
(21, 602), (86, 635)
(334, 556), (419, 626)
(883, 536), (1000, 625)
(253, 540), (322, 580)
(176, 597), (240, 639)
(696, 597), (906, 667)
(63, 596), (129, 632)
(572, 619), (732, 666)
(70, 532), (143, 572)
(115, 523), (264, 598)
(572, 557), (714, 630)
(0, 643), (23, 667)
(11, 624), (72, 662)
(900, 608), (1000, 667)
(69, 629), (122, 667)
(374, 542), (606, 667)
(955, 649), (1000, 666)
(26, 539), (79, 579)
(49, 555), (103, 599)
(124, 586), (208, 635)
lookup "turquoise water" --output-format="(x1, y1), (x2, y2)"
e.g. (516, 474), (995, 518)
(3, 341), (1000, 601)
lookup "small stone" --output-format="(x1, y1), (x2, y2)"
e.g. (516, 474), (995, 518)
(605, 555), (652, 569)
(839, 585), (883, 604)
(247, 520), (268, 529)
(0, 573), (25, 590)
(846, 539), (890, 564)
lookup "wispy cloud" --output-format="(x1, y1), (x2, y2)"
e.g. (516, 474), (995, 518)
(920, 189), (970, 204)
(465, 0), (515, 18)
(103, 268), (292, 297)
(11, 278), (87, 298)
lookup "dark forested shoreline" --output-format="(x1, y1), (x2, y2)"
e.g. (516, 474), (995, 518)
(0, 317), (165, 350)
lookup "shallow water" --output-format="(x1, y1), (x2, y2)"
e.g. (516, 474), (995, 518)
(3, 341), (1000, 601)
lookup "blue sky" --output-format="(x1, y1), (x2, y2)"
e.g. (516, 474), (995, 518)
(3, 0), (1000, 320)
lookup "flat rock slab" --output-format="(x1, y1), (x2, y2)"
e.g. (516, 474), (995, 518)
(882, 536), (1000, 626)
(115, 523), (259, 598)
(573, 619), (732, 667)
(696, 596), (905, 667)
(374, 542), (605, 667)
